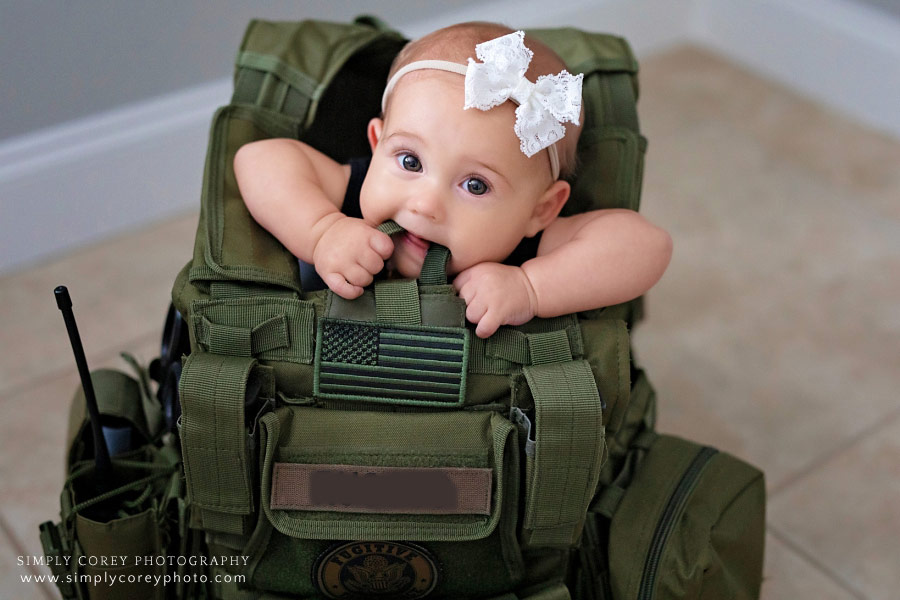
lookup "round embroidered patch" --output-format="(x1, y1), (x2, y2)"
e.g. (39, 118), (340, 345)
(314, 541), (439, 599)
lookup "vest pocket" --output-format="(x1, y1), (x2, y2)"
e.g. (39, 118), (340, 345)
(243, 406), (523, 598)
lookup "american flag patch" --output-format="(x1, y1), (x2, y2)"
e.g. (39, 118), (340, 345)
(314, 319), (469, 407)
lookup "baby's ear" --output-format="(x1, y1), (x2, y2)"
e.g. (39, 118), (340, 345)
(367, 118), (384, 152)
(526, 180), (570, 237)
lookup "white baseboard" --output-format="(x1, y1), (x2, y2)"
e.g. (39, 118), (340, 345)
(0, 79), (232, 275)
(1, 0), (897, 276)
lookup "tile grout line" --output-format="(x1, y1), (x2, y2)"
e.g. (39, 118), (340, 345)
(768, 403), (900, 498)
(767, 523), (869, 600)
(0, 511), (58, 600)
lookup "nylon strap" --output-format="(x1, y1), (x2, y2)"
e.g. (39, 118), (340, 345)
(374, 279), (421, 325)
(180, 353), (271, 535)
(376, 220), (450, 285)
(376, 220), (404, 236)
(209, 281), (297, 299)
(237, 51), (319, 100)
(38, 522), (77, 599)
(591, 430), (658, 518)
(486, 324), (582, 365)
(190, 297), (316, 364)
(419, 244), (450, 285)
(521, 359), (605, 547)
(197, 314), (289, 357)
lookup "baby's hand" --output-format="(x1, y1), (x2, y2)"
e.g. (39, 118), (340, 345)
(453, 263), (539, 338)
(313, 217), (393, 298)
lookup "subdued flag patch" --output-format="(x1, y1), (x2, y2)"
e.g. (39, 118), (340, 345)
(314, 319), (468, 407)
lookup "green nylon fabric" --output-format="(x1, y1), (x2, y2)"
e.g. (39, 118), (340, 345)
(119, 353), (165, 440)
(74, 509), (165, 600)
(66, 369), (150, 464)
(607, 434), (765, 600)
(179, 353), (263, 534)
(38, 523), (76, 599)
(482, 316), (583, 368)
(522, 360), (605, 548)
(527, 329), (574, 365)
(190, 297), (316, 364)
(374, 278), (422, 325)
(244, 405), (526, 597)
(419, 244), (451, 285)
(42, 437), (182, 600)
(375, 219), (404, 236)
(259, 407), (515, 542)
(209, 280), (297, 299)
(375, 220), (451, 285)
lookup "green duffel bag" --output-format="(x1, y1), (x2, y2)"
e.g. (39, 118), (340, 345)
(609, 433), (765, 599)
(572, 371), (766, 600)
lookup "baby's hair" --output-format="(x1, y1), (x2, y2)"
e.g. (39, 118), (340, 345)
(386, 22), (582, 180)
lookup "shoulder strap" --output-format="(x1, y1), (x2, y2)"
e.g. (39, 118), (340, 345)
(527, 28), (645, 214)
(179, 19), (407, 300)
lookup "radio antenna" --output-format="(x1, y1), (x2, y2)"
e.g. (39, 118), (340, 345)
(54, 286), (112, 483)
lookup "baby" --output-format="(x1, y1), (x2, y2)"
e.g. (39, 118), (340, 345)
(234, 22), (672, 338)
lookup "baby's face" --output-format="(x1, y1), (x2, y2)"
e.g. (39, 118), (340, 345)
(360, 72), (562, 279)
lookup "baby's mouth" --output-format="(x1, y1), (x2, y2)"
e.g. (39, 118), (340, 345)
(399, 231), (431, 254)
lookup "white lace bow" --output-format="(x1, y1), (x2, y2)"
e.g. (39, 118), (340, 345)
(465, 31), (583, 157)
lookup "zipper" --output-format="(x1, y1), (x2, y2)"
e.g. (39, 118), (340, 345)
(637, 446), (718, 600)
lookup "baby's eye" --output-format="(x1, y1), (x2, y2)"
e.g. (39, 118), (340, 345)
(398, 153), (422, 172)
(464, 178), (488, 196)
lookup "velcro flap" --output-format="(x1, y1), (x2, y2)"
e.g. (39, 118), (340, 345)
(271, 463), (492, 515)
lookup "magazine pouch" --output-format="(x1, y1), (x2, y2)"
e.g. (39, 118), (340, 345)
(39, 366), (184, 600)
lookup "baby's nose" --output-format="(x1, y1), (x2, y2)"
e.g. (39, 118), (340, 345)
(409, 190), (444, 221)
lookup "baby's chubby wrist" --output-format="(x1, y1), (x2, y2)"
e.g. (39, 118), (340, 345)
(309, 212), (350, 262)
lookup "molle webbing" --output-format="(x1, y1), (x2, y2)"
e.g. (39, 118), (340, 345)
(190, 296), (316, 364)
(179, 353), (273, 535)
(233, 51), (319, 119)
(374, 279), (422, 326)
(515, 325), (605, 548)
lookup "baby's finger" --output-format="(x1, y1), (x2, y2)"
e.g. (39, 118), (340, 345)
(369, 230), (395, 260)
(343, 264), (375, 288)
(451, 268), (473, 292)
(475, 313), (500, 338)
(465, 300), (488, 325)
(359, 249), (387, 276)
(323, 273), (363, 299)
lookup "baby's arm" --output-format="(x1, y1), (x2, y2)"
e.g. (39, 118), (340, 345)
(454, 209), (672, 337)
(233, 139), (392, 298)
(525, 209), (672, 314)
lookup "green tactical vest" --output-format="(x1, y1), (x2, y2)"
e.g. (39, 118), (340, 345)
(41, 16), (765, 600)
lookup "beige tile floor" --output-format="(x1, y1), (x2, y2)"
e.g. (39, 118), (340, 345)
(2, 45), (898, 599)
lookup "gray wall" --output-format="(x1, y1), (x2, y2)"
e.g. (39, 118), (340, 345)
(0, 1), (481, 141)
(856, 0), (900, 19)
(5, 0), (896, 143)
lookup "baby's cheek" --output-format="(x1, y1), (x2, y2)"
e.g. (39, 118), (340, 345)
(357, 191), (383, 224)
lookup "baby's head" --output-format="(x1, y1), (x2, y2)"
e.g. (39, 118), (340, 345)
(360, 22), (583, 278)
(385, 23), (582, 180)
